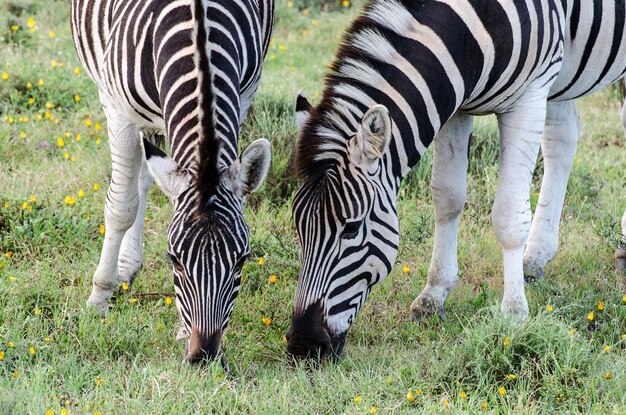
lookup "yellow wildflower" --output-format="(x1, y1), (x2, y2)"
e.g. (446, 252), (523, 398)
(481, 402), (488, 411)
(402, 264), (410, 273)
(278, 45), (287, 51)
(623, 294), (626, 303)
(96, 137), (102, 145)
(78, 189), (85, 198)
(38, 79), (44, 87)
(460, 390), (467, 399)
(6, 116), (14, 124)
(26, 82), (32, 89)
(121, 282), (129, 291)
(603, 345), (610, 352)
(11, 25), (18, 31)
(76, 134), (81, 141)
(282, 335), (287, 344)
(605, 371), (612, 379)
(99, 225), (105, 235)
(61, 409), (67, 415)
(597, 301), (604, 311)
(28, 98), (35, 105)
(442, 399), (450, 408)
(258, 257), (265, 266)
(57, 137), (64, 148)
(262, 317), (271, 326)
(74, 67), (81, 75)
(343, 0), (350, 6)
(312, 19), (318, 25)
(302, 29), (309, 36)
(20, 131), (27, 139)
(503, 337), (509, 346)
(8, 275), (15, 281)
(0, 351), (4, 361)
(507, 374), (517, 380)
(287, 1), (293, 6)
(45, 337), (51, 342)
(93, 183), (100, 191)
(546, 305), (553, 312)
(353, 396), (362, 404)
(587, 311), (595, 321)
(34, 308), (42, 316)
(129, 298), (138, 304)
(74, 95), (81, 103)
(13, 370), (18, 378)
(49, 31), (56, 39)
(95, 377), (104, 386)
(406, 391), (416, 402)
(63, 151), (70, 160)
(370, 406), (377, 414)
(27, 17), (35, 28)
(51, 60), (58, 69)
(95, 123), (101, 131)
(498, 386), (506, 396)
(29, 346), (36, 355)
(165, 296), (173, 305)
(2, 72), (8, 81)
(156, 323), (164, 331)
(8, 342), (14, 348)
(386, 376), (393, 384)
(269, 275), (277, 284)
(94, 412), (103, 415)
(85, 118), (92, 127)
(45, 410), (54, 415)
(3, 202), (8, 208)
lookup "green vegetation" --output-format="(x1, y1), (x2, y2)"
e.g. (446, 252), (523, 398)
(1, 1), (625, 413)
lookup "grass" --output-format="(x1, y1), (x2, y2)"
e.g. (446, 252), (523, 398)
(1, 1), (625, 413)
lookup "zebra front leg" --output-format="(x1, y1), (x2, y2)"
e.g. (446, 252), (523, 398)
(493, 89), (547, 319)
(411, 112), (473, 321)
(87, 111), (142, 310)
(117, 150), (154, 288)
(523, 101), (579, 282)
(615, 98), (626, 273)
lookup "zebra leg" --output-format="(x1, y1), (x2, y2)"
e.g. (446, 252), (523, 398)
(523, 101), (579, 282)
(492, 89), (548, 319)
(117, 142), (154, 288)
(615, 99), (626, 274)
(411, 111), (473, 321)
(87, 110), (142, 310)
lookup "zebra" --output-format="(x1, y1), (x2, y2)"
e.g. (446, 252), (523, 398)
(286, 0), (626, 359)
(70, 0), (274, 364)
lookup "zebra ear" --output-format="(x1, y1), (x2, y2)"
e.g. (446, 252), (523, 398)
(296, 92), (313, 132)
(355, 105), (392, 164)
(143, 139), (191, 201)
(235, 138), (271, 196)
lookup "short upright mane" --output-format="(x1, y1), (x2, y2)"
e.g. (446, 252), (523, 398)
(194, 0), (221, 209)
(294, 2), (384, 184)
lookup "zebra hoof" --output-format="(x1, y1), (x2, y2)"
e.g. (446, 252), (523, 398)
(523, 264), (545, 284)
(86, 296), (110, 316)
(615, 249), (626, 274)
(410, 296), (447, 322)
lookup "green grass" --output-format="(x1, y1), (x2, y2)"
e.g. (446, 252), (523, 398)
(1, 1), (626, 414)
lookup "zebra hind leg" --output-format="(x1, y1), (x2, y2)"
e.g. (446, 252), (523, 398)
(116, 133), (158, 290)
(87, 109), (142, 311)
(523, 101), (579, 283)
(411, 112), (473, 321)
(615, 98), (626, 274)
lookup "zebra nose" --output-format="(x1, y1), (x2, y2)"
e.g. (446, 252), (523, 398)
(186, 327), (223, 365)
(285, 302), (332, 359)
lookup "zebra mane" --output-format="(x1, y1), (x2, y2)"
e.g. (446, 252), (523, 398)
(194, 0), (221, 210)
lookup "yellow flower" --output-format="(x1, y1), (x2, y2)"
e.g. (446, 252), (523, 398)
(312, 19), (318, 25)
(546, 305), (553, 312)
(156, 323), (164, 331)
(34, 308), (42, 316)
(498, 386), (506, 396)
(28, 98), (35, 105)
(6, 116), (14, 124)
(587, 311), (595, 321)
(22, 201), (29, 210)
(269, 275), (277, 284)
(129, 298), (138, 304)
(93, 183), (100, 191)
(278, 44), (287, 51)
(603, 345), (610, 352)
(13, 370), (19, 378)
(8, 275), (15, 281)
(386, 376), (393, 384)
(76, 134), (81, 141)
(95, 123), (101, 131)
(406, 391), (416, 402)
(282, 335), (287, 344)
(19, 131), (27, 140)
(8, 342), (14, 348)
(45, 409), (54, 415)
(0, 351), (4, 361)
(3, 202), (8, 209)
(49, 31), (56, 39)
(10, 25), (18, 32)
(0, 261), (3, 269)
(258, 257), (265, 266)
(605, 371), (612, 379)
(94, 412), (103, 415)
(507, 374), (517, 380)
(27, 17), (35, 28)
(342, 0), (350, 7)
(402, 265), (410, 274)
(74, 95), (81, 103)
(74, 67), (81, 75)
(262, 317), (271, 326)
(481, 402), (488, 411)
(78, 190), (85, 198)
(597, 301), (604, 311)
(95, 377), (104, 386)
(370, 406), (377, 414)
(623, 294), (626, 304)
(460, 390), (467, 399)
(2, 72), (8, 81)
(96, 137), (102, 145)
(51, 60), (58, 69)
(29, 346), (36, 355)
(61, 409), (67, 415)
(165, 296), (173, 305)
(99, 225), (105, 235)
(442, 399), (450, 408)
(19, 115), (29, 123)
(63, 151), (70, 160)
(302, 29), (309, 36)
(26, 82), (32, 89)
(121, 282), (129, 291)
(353, 396), (362, 404)
(287, 1), (293, 6)
(45, 337), (51, 342)
(85, 119), (92, 128)
(503, 337), (509, 346)
(57, 137), (65, 148)
(38, 79), (44, 87)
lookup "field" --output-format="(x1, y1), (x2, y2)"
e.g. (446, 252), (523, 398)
(1, 1), (626, 414)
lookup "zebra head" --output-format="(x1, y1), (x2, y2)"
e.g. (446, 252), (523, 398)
(287, 94), (399, 359)
(143, 138), (271, 365)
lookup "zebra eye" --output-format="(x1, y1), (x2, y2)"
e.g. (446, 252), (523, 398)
(341, 221), (361, 240)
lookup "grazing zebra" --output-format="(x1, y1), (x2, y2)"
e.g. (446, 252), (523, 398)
(286, 0), (626, 359)
(70, 0), (274, 364)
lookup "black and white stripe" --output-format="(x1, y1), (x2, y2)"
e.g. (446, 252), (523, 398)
(287, 0), (626, 359)
(71, 0), (274, 363)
